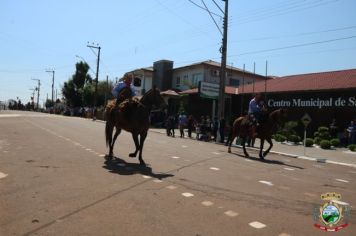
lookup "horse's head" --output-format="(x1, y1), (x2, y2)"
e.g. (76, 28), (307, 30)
(270, 108), (288, 124)
(142, 86), (167, 110)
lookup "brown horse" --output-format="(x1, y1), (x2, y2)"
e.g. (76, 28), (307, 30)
(227, 109), (288, 159)
(105, 87), (167, 165)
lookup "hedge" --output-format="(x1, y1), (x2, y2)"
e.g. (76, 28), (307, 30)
(320, 140), (331, 149)
(274, 134), (287, 142)
(348, 144), (356, 152)
(305, 138), (314, 147)
(330, 138), (340, 147)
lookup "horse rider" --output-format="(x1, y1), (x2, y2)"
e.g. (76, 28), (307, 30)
(112, 73), (136, 105)
(248, 93), (266, 135)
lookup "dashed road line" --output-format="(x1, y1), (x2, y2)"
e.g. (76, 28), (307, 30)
(153, 179), (163, 183)
(0, 172), (8, 179)
(283, 167), (295, 171)
(171, 156), (181, 159)
(212, 152), (221, 155)
(278, 233), (291, 236)
(201, 201), (214, 206)
(331, 200), (349, 206)
(224, 210), (238, 217)
(335, 178), (349, 183)
(142, 175), (151, 179)
(181, 145), (188, 148)
(166, 185), (177, 190)
(181, 192), (194, 197)
(249, 221), (266, 229)
(209, 167), (220, 171)
(259, 180), (274, 186)
(99, 154), (105, 157)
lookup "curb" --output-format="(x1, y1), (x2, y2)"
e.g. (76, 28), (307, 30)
(148, 129), (356, 169)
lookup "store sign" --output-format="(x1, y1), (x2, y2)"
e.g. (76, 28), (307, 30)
(268, 97), (356, 109)
(199, 82), (219, 99)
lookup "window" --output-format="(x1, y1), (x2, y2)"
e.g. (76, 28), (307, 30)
(230, 79), (240, 87)
(133, 77), (141, 87)
(176, 76), (181, 87)
(192, 73), (203, 86)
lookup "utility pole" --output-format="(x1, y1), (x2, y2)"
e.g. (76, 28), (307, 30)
(31, 78), (41, 111)
(46, 69), (55, 102)
(87, 43), (101, 115)
(30, 88), (36, 110)
(218, 0), (229, 120)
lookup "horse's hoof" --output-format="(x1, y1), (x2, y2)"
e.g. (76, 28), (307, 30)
(129, 153), (136, 158)
(228, 149), (231, 153)
(105, 154), (113, 161)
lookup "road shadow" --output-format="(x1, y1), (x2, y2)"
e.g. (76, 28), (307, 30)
(230, 151), (304, 169)
(103, 156), (174, 180)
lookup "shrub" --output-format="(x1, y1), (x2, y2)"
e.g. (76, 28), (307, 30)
(314, 137), (322, 145)
(330, 138), (340, 147)
(348, 144), (356, 152)
(320, 140), (331, 149)
(313, 131), (319, 138)
(305, 138), (314, 147)
(316, 126), (331, 140)
(274, 134), (286, 142)
(288, 134), (301, 144)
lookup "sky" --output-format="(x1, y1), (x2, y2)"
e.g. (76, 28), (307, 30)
(1, 0), (356, 104)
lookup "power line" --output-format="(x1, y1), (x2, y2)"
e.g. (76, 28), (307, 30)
(211, 0), (224, 14)
(230, 0), (340, 26)
(230, 35), (356, 58)
(187, 0), (222, 17)
(201, 0), (222, 35)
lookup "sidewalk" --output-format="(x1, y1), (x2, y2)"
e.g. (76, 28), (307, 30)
(149, 128), (356, 168)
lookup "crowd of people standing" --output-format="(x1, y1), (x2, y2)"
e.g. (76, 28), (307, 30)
(165, 113), (227, 143)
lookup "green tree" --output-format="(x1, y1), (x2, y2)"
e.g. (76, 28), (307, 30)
(62, 61), (93, 107)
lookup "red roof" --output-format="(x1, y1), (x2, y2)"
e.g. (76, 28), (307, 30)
(179, 86), (239, 95)
(239, 69), (356, 94)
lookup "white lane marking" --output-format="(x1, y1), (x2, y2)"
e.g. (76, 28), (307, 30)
(244, 159), (253, 162)
(209, 167), (220, 171)
(142, 175), (151, 179)
(201, 201), (214, 206)
(284, 167), (295, 171)
(331, 200), (349, 206)
(0, 114), (20, 118)
(85, 148), (92, 151)
(249, 221), (266, 229)
(181, 192), (194, 197)
(224, 210), (238, 217)
(74, 143), (81, 146)
(153, 179), (163, 183)
(65, 138), (71, 141)
(335, 179), (349, 183)
(181, 145), (188, 148)
(259, 180), (273, 186)
(278, 233), (291, 236)
(0, 172), (8, 179)
(99, 154), (105, 157)
(171, 156), (181, 159)
(166, 185), (177, 190)
(212, 152), (221, 155)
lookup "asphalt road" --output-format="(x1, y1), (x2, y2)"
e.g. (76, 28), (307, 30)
(1, 110), (355, 236)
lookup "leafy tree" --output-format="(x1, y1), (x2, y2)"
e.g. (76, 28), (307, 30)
(62, 61), (93, 107)
(45, 99), (55, 108)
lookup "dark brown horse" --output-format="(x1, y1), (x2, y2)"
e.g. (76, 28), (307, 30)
(105, 87), (167, 165)
(227, 109), (288, 159)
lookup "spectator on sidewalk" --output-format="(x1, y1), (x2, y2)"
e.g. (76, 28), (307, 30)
(178, 112), (187, 138)
(347, 120), (356, 144)
(329, 118), (338, 138)
(187, 115), (195, 138)
(212, 117), (219, 142)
